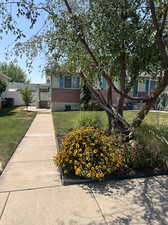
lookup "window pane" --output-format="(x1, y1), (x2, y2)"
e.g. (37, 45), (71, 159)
(150, 80), (156, 92)
(133, 82), (138, 97)
(145, 80), (149, 92)
(65, 76), (72, 88)
(59, 75), (64, 88)
(100, 79), (107, 89)
(73, 77), (80, 88)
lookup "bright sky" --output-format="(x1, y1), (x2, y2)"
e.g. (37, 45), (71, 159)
(0, 4), (48, 84)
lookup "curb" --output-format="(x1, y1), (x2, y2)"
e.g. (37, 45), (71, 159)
(60, 168), (168, 186)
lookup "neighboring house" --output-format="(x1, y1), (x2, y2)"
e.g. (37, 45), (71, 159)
(1, 82), (50, 108)
(0, 72), (11, 108)
(50, 74), (158, 111)
(132, 79), (157, 98)
(0, 72), (11, 83)
(50, 75), (81, 111)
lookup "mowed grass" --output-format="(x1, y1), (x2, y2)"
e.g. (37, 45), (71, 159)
(53, 110), (168, 136)
(0, 107), (36, 167)
(53, 110), (168, 166)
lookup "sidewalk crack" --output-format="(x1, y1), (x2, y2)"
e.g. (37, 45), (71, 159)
(90, 191), (108, 225)
(0, 192), (10, 221)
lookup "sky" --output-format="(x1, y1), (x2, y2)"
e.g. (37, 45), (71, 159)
(0, 3), (49, 84)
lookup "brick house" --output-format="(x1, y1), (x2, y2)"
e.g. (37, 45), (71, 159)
(50, 74), (157, 111)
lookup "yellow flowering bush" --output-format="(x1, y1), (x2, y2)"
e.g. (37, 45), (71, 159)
(54, 127), (125, 179)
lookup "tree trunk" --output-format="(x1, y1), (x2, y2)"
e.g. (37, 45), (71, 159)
(132, 99), (155, 128)
(106, 111), (114, 135)
(132, 71), (168, 128)
(117, 53), (126, 116)
(105, 105), (131, 136)
(107, 85), (112, 105)
(117, 96), (125, 116)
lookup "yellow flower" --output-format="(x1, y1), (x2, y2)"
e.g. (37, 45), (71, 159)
(75, 168), (81, 175)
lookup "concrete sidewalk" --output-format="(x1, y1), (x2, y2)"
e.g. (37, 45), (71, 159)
(0, 112), (168, 225)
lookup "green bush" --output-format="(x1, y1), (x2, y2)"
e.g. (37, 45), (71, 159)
(109, 135), (150, 169)
(76, 114), (103, 129)
(87, 101), (103, 111)
(54, 125), (168, 179)
(136, 124), (168, 169)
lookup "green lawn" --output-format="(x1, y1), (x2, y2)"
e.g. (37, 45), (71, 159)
(52, 110), (168, 136)
(53, 110), (168, 167)
(0, 107), (36, 167)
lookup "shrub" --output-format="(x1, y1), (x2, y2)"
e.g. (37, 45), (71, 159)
(54, 127), (125, 179)
(135, 124), (168, 169)
(76, 114), (103, 129)
(19, 87), (33, 110)
(87, 101), (103, 111)
(123, 141), (150, 169)
(109, 135), (150, 169)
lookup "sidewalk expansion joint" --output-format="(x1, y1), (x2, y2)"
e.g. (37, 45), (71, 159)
(0, 192), (10, 221)
(90, 191), (108, 225)
(0, 184), (61, 194)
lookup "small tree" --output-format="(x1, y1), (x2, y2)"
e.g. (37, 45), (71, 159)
(20, 87), (33, 111)
(0, 79), (7, 97)
(0, 62), (30, 83)
(80, 81), (92, 110)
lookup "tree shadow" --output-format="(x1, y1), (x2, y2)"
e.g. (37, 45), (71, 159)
(80, 176), (168, 225)
(0, 107), (17, 117)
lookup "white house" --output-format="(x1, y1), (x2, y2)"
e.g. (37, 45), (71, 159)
(2, 82), (50, 108)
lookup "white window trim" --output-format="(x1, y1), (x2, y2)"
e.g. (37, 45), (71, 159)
(59, 75), (80, 89)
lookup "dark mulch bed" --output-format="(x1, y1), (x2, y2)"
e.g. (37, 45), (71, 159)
(60, 167), (168, 186)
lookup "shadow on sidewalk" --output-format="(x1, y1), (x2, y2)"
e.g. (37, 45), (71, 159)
(80, 177), (168, 225)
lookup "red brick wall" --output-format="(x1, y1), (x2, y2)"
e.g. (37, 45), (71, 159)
(52, 88), (121, 105)
(52, 88), (80, 103)
(91, 89), (120, 105)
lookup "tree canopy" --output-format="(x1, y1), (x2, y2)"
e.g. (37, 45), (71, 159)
(0, 0), (168, 135)
(0, 62), (30, 83)
(0, 79), (7, 96)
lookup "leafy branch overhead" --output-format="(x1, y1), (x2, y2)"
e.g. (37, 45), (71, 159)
(1, 0), (168, 135)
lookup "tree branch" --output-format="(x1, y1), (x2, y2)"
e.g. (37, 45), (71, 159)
(63, 0), (99, 66)
(148, 0), (168, 68)
(63, 0), (152, 102)
(160, 5), (168, 34)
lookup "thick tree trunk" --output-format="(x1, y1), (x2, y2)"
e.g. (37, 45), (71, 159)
(105, 105), (131, 136)
(117, 96), (125, 116)
(107, 85), (112, 105)
(132, 99), (155, 128)
(106, 111), (114, 135)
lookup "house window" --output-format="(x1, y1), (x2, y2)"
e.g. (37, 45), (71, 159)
(58, 75), (80, 88)
(150, 80), (156, 92)
(72, 77), (80, 88)
(59, 76), (64, 88)
(64, 76), (72, 88)
(133, 82), (138, 97)
(100, 79), (107, 89)
(145, 80), (149, 93)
